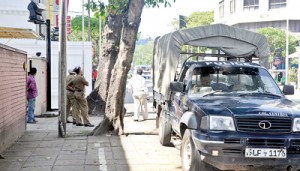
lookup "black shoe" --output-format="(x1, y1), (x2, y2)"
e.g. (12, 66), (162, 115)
(72, 122), (76, 125)
(67, 120), (72, 123)
(76, 123), (84, 126)
(84, 123), (94, 127)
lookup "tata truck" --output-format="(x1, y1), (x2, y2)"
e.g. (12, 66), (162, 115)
(152, 24), (299, 171)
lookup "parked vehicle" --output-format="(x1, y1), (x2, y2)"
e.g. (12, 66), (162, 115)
(152, 24), (300, 171)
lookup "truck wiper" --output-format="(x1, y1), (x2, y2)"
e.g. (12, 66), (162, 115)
(238, 92), (282, 98)
(202, 90), (224, 97)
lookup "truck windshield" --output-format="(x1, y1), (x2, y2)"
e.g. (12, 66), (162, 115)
(188, 66), (283, 97)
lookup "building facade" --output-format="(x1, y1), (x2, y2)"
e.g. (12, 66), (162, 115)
(0, 0), (92, 109)
(0, 44), (27, 154)
(214, 0), (300, 35)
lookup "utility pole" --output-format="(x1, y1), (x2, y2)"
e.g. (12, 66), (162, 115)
(285, 1), (289, 85)
(88, 0), (91, 41)
(82, 0), (85, 72)
(99, 0), (102, 60)
(46, 19), (52, 112)
(285, 18), (289, 85)
(58, 0), (67, 138)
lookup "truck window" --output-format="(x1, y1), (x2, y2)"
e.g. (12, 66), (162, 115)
(258, 69), (282, 95)
(187, 66), (283, 97)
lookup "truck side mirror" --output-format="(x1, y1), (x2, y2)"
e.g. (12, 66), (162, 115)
(282, 85), (294, 95)
(174, 71), (179, 81)
(170, 82), (184, 92)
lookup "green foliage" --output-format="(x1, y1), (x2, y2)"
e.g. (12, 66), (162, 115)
(170, 11), (214, 31)
(106, 0), (128, 14)
(145, 0), (176, 8)
(288, 67), (297, 83)
(71, 16), (99, 32)
(81, 0), (177, 66)
(172, 11), (214, 53)
(68, 16), (100, 64)
(257, 27), (297, 58)
(85, 1), (106, 16)
(186, 11), (214, 28)
(133, 40), (154, 65)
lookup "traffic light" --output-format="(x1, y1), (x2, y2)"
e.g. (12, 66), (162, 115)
(27, 1), (45, 24)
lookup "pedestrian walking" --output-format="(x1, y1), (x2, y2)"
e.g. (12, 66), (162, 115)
(27, 67), (38, 124)
(72, 66), (94, 127)
(127, 68), (149, 121)
(66, 69), (76, 124)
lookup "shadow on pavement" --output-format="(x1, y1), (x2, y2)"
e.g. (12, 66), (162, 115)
(0, 105), (181, 171)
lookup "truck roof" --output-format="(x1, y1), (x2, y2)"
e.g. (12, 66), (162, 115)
(184, 61), (262, 68)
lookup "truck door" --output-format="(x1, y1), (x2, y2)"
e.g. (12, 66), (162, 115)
(170, 69), (190, 134)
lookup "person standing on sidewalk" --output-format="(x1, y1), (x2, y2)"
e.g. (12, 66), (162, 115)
(92, 66), (98, 90)
(72, 66), (94, 127)
(66, 69), (76, 124)
(27, 67), (38, 124)
(127, 68), (149, 121)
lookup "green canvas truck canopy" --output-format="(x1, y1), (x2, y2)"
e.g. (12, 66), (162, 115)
(153, 23), (270, 99)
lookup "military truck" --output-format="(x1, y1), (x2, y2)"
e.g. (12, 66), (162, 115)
(152, 24), (300, 171)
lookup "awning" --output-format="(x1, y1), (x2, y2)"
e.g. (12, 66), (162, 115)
(0, 27), (40, 39)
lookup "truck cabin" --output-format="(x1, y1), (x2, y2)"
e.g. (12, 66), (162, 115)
(173, 55), (285, 97)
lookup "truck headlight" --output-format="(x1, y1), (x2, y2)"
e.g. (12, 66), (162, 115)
(209, 116), (235, 131)
(293, 118), (300, 132)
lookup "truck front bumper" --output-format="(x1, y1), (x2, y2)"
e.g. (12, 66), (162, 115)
(192, 130), (300, 171)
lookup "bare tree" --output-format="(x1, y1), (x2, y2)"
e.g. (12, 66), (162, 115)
(87, 13), (123, 116)
(92, 0), (145, 135)
(88, 0), (175, 135)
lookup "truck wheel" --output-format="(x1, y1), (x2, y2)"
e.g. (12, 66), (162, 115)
(159, 110), (172, 146)
(181, 129), (216, 171)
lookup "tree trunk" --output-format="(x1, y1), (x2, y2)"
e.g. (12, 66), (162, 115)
(92, 0), (145, 135)
(87, 13), (123, 115)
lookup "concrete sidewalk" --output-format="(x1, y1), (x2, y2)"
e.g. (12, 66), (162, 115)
(2, 89), (298, 171)
(0, 104), (181, 171)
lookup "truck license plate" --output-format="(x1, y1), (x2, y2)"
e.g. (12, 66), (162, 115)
(245, 148), (286, 158)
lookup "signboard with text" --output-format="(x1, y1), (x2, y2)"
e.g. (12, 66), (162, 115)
(56, 15), (72, 35)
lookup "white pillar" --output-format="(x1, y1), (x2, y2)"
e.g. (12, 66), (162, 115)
(82, 0), (85, 72)
(99, 0), (102, 61)
(285, 19), (289, 85)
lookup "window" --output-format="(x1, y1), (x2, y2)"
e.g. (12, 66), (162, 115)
(230, 0), (236, 13)
(269, 0), (286, 9)
(219, 0), (224, 18)
(188, 66), (283, 97)
(244, 0), (259, 11)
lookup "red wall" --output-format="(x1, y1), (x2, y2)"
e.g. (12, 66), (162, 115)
(0, 44), (27, 153)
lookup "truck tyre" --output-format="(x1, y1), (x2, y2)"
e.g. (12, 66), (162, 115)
(181, 129), (216, 171)
(159, 110), (172, 146)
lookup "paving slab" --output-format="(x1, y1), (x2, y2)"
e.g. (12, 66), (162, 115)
(0, 104), (181, 171)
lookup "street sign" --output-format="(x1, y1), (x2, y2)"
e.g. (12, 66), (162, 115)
(56, 15), (72, 35)
(66, 15), (71, 35)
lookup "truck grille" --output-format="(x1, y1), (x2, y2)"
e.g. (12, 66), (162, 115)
(236, 116), (292, 133)
(291, 139), (300, 146)
(247, 138), (285, 147)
